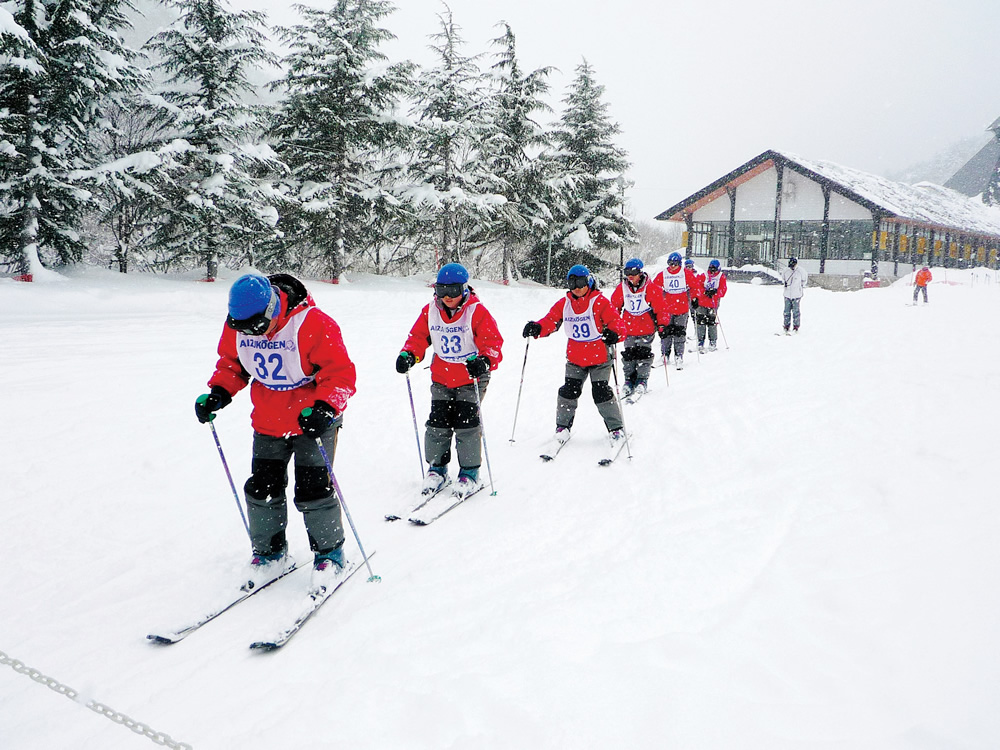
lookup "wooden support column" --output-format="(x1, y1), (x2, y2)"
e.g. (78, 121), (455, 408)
(727, 185), (737, 266)
(819, 185), (830, 275)
(772, 163), (783, 267)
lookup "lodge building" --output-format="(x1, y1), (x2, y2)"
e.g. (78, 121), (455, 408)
(655, 148), (1000, 280)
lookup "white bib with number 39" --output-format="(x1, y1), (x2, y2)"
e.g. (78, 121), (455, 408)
(563, 297), (601, 342)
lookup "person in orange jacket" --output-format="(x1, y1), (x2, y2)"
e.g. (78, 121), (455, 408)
(522, 264), (627, 449)
(914, 266), (932, 304)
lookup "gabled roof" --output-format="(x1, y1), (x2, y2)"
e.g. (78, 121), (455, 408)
(656, 149), (1000, 241)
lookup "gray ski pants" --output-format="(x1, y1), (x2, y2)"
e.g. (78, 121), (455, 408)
(557, 360), (623, 432)
(425, 379), (488, 472)
(694, 307), (718, 346)
(622, 334), (655, 385)
(658, 312), (689, 359)
(244, 423), (344, 557)
(783, 297), (801, 329)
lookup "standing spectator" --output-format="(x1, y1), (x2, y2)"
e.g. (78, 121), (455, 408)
(396, 263), (504, 499)
(610, 258), (667, 398)
(694, 259), (728, 352)
(913, 266), (932, 304)
(522, 264), (627, 450)
(781, 257), (808, 334)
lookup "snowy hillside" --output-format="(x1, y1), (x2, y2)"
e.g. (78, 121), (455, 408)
(3, 267), (1000, 749)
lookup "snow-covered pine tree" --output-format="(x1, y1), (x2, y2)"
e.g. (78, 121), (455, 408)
(402, 7), (505, 269)
(0, 0), (145, 278)
(145, 0), (282, 280)
(543, 58), (636, 283)
(267, 0), (414, 280)
(87, 97), (178, 273)
(483, 22), (553, 284)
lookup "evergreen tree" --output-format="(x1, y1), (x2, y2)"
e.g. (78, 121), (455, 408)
(145, 0), (282, 279)
(484, 22), (553, 283)
(268, 0), (413, 279)
(543, 58), (636, 283)
(0, 0), (145, 277)
(403, 7), (504, 268)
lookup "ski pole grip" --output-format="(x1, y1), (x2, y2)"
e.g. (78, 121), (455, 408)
(301, 407), (313, 417)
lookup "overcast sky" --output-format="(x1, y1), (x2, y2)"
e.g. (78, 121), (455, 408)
(139, 0), (1000, 223)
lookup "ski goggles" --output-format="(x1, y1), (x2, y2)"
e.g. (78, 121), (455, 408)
(227, 290), (280, 335)
(566, 275), (590, 290)
(434, 282), (466, 299)
(624, 268), (642, 277)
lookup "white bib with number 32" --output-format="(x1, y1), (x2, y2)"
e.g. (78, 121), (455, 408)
(236, 309), (314, 391)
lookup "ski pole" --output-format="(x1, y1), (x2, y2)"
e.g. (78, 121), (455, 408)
(310, 431), (380, 583)
(608, 345), (633, 460)
(715, 308), (730, 350)
(508, 339), (530, 444)
(206, 420), (251, 541)
(686, 291), (700, 363)
(469, 368), (497, 496)
(405, 372), (425, 478)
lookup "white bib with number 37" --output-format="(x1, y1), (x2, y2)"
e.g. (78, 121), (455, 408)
(429, 301), (480, 363)
(563, 296), (601, 342)
(622, 281), (651, 316)
(236, 309), (314, 391)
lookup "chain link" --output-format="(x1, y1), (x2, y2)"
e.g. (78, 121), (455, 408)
(0, 649), (193, 750)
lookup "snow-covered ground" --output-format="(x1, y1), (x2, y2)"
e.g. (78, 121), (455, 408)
(3, 265), (1000, 749)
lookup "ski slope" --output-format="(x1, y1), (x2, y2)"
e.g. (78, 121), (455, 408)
(3, 265), (1000, 749)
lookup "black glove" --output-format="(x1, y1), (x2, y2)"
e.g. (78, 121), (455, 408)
(691, 297), (700, 308)
(195, 386), (232, 423)
(705, 288), (716, 298)
(657, 325), (668, 340)
(298, 401), (338, 438)
(466, 355), (491, 378)
(522, 321), (542, 338)
(602, 329), (619, 345)
(395, 351), (416, 374)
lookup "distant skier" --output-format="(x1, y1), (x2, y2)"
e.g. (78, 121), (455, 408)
(522, 264), (627, 451)
(913, 266), (932, 304)
(691, 259), (728, 352)
(781, 256), (808, 333)
(652, 252), (697, 369)
(609, 257), (667, 398)
(194, 273), (357, 595)
(395, 263), (503, 500)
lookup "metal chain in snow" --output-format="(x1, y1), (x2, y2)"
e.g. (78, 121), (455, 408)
(0, 649), (193, 749)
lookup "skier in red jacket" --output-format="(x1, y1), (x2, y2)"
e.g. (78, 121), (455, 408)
(692, 259), (728, 352)
(195, 273), (357, 596)
(609, 257), (667, 398)
(522, 264), (628, 451)
(396, 263), (504, 499)
(652, 252), (698, 370)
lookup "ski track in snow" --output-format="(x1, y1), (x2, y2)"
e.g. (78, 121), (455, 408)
(3, 267), (1000, 749)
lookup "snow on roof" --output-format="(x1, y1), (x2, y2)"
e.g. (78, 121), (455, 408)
(775, 150), (1000, 239)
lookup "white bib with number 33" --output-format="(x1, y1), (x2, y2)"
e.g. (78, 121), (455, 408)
(429, 301), (480, 363)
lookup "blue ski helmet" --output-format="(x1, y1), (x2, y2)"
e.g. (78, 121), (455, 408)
(566, 264), (593, 291)
(228, 274), (279, 324)
(684, 258), (695, 268)
(436, 263), (469, 285)
(708, 259), (721, 271)
(667, 252), (683, 265)
(624, 257), (644, 274)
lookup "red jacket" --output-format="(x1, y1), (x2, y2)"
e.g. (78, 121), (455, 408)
(402, 289), (504, 388)
(536, 287), (626, 367)
(915, 268), (932, 287)
(694, 271), (728, 309)
(653, 267), (699, 315)
(610, 274), (668, 336)
(208, 281), (357, 438)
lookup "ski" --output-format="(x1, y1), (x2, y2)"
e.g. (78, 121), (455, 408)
(408, 485), (486, 526)
(599, 433), (632, 466)
(385, 480), (452, 521)
(249, 553), (375, 651)
(540, 432), (572, 461)
(624, 389), (647, 406)
(147, 563), (300, 644)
